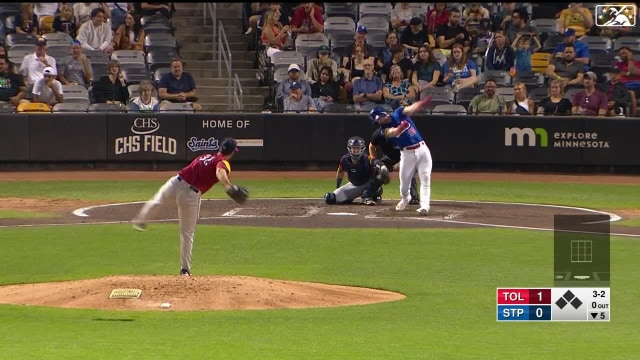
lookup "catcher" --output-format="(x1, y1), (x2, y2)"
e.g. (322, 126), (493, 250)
(324, 136), (390, 206)
(131, 137), (249, 277)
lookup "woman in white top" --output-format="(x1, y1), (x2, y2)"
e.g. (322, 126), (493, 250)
(507, 81), (537, 115)
(129, 80), (160, 112)
(76, 7), (114, 54)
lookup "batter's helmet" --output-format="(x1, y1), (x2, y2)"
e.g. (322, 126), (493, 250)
(347, 136), (365, 161)
(369, 106), (389, 124)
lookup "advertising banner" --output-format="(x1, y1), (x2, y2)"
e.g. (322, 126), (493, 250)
(30, 114), (107, 161)
(107, 114), (185, 161)
(0, 115), (29, 161)
(581, 118), (640, 166)
(185, 113), (264, 161)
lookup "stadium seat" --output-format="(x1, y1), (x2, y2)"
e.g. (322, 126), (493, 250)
(406, 3), (430, 19)
(581, 36), (612, 54)
(17, 102), (51, 113)
(88, 103), (127, 112)
(480, 70), (511, 87)
(514, 71), (545, 88)
(323, 3), (359, 20)
(528, 87), (549, 103)
(431, 104), (467, 115)
(542, 33), (563, 53)
(421, 87), (454, 108)
(294, 33), (329, 58)
(145, 49), (179, 73)
(121, 64), (151, 84)
(613, 36), (640, 53)
(153, 67), (171, 84)
(530, 18), (558, 35)
(144, 33), (178, 54)
(5, 33), (38, 48)
(46, 44), (71, 59)
(4, 15), (15, 33)
(128, 84), (159, 99)
(142, 22), (173, 35)
(160, 102), (194, 112)
(8, 49), (31, 65)
(52, 103), (88, 112)
(111, 50), (147, 65)
(564, 88), (582, 102)
(84, 49), (109, 64)
(495, 87), (515, 102)
(91, 63), (109, 79)
(273, 67), (290, 83)
(358, 3), (392, 22)
(0, 101), (14, 113)
(269, 51), (305, 72)
(455, 87), (481, 104)
(324, 16), (356, 35)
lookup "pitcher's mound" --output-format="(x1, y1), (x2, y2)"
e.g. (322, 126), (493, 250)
(0, 275), (406, 311)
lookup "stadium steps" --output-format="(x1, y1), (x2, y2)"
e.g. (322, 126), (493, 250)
(173, 3), (268, 112)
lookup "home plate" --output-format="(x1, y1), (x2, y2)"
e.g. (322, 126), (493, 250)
(327, 212), (358, 216)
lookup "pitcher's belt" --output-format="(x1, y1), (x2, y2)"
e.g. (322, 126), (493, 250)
(176, 176), (200, 193)
(404, 141), (425, 151)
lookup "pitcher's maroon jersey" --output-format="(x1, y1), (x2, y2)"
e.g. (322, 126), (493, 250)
(178, 153), (230, 194)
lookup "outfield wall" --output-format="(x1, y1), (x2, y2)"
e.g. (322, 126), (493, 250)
(1, 113), (639, 170)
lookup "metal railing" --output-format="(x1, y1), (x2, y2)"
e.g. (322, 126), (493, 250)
(231, 74), (243, 111)
(217, 20), (244, 111)
(203, 3), (217, 54)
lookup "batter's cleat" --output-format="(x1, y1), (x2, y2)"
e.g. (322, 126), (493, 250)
(395, 197), (410, 211)
(409, 198), (419, 205)
(132, 222), (147, 232)
(180, 269), (192, 277)
(416, 208), (430, 215)
(363, 198), (376, 206)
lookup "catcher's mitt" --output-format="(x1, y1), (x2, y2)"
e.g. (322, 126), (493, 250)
(226, 185), (249, 204)
(377, 166), (390, 185)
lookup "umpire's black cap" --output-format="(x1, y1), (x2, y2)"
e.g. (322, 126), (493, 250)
(220, 138), (239, 155)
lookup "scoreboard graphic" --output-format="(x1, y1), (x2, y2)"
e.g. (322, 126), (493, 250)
(496, 288), (610, 322)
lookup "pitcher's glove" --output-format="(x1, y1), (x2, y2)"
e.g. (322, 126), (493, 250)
(226, 185), (249, 204)
(377, 166), (390, 185)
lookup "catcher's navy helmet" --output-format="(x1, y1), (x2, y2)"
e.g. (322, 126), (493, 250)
(369, 106), (389, 124)
(347, 136), (365, 161)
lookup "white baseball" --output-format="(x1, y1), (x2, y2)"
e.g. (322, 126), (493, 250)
(160, 302), (171, 309)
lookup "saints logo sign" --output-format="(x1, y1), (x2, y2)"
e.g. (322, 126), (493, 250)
(595, 4), (637, 26)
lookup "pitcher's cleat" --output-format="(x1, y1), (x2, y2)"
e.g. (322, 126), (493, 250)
(132, 222), (147, 232)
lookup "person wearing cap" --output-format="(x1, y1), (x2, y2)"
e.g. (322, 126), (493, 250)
(400, 17), (432, 56)
(283, 80), (316, 112)
(435, 8), (471, 54)
(289, 2), (324, 34)
(546, 45), (584, 90)
(131, 137), (244, 277)
(597, 67), (632, 116)
(58, 40), (93, 88)
(552, 29), (590, 67)
(19, 37), (57, 98)
(557, 2), (594, 39)
(343, 25), (376, 62)
(76, 7), (114, 55)
(390, 3), (414, 32)
(571, 71), (608, 116)
(505, 7), (537, 47)
(32, 66), (64, 106)
(306, 44), (338, 84)
(275, 63), (312, 107)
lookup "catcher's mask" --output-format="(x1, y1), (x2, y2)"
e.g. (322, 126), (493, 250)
(369, 106), (389, 124)
(347, 136), (365, 161)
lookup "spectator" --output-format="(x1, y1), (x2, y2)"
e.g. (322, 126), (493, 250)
(76, 8), (114, 55)
(57, 40), (93, 88)
(426, 3), (448, 35)
(0, 44), (18, 74)
(306, 45), (338, 84)
(376, 31), (403, 70)
(391, 3), (414, 32)
(463, 3), (489, 38)
(383, 64), (417, 110)
(246, 3), (268, 35)
(15, 3), (39, 35)
(546, 46), (584, 90)
(352, 58), (384, 110)
(496, 2), (516, 30)
(572, 71), (608, 116)
(290, 2), (323, 34)
(400, 17), (431, 56)
(505, 8), (536, 47)
(129, 79), (160, 112)
(0, 56), (28, 107)
(92, 60), (129, 104)
(506, 82), (537, 115)
(485, 31), (514, 71)
(511, 33), (540, 75)
(261, 9), (291, 58)
(411, 45), (442, 91)
(73, 3), (108, 26)
(139, 2), (175, 19)
(113, 12), (145, 51)
(34, 3), (61, 18)
(258, 3), (289, 32)
(435, 8), (471, 55)
(557, 3), (594, 39)
(343, 26), (376, 62)
(380, 44), (413, 83)
(613, 46), (640, 90)
(19, 37), (57, 96)
(441, 44), (477, 91)
(32, 66), (63, 106)
(469, 79), (507, 114)
(283, 80), (316, 112)
(52, 4), (78, 38)
(598, 67), (631, 116)
(158, 58), (202, 111)
(311, 65), (340, 111)
(341, 44), (368, 94)
(107, 3), (131, 31)
(537, 79), (573, 115)
(552, 29), (590, 67)
(275, 63), (312, 106)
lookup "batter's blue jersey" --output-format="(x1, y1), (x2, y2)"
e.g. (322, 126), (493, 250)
(381, 106), (424, 149)
(338, 154), (374, 186)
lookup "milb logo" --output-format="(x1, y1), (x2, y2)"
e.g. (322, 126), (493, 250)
(504, 127), (549, 147)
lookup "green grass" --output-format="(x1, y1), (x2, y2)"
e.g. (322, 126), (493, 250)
(0, 210), (57, 219)
(616, 218), (640, 227)
(0, 177), (638, 359)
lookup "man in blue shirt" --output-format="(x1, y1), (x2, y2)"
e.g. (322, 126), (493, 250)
(553, 29), (590, 71)
(369, 97), (433, 214)
(158, 58), (202, 111)
(352, 58), (384, 111)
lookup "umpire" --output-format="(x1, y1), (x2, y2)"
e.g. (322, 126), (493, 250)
(368, 128), (419, 204)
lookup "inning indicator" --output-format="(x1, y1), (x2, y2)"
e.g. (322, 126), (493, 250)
(497, 288), (610, 322)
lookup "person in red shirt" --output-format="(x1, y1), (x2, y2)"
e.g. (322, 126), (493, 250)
(131, 138), (242, 277)
(290, 2), (324, 34)
(426, 3), (449, 35)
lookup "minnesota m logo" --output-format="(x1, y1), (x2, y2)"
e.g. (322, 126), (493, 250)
(504, 127), (548, 147)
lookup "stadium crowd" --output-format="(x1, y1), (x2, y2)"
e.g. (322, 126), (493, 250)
(249, 2), (640, 117)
